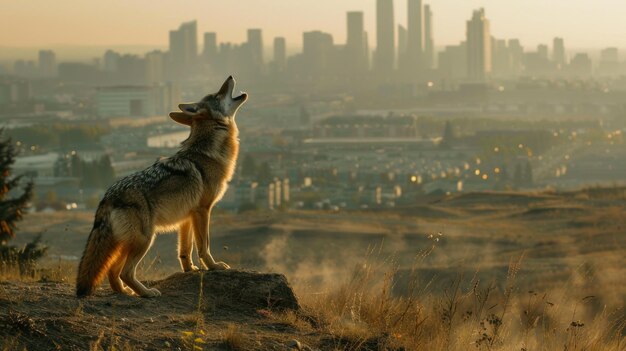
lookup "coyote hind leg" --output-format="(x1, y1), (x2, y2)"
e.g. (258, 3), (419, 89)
(107, 254), (133, 295)
(119, 234), (160, 298)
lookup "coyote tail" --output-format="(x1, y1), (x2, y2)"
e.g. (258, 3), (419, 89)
(76, 208), (120, 297)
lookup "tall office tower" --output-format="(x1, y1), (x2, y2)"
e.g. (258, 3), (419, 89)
(466, 8), (492, 82)
(145, 50), (166, 84)
(599, 47), (620, 76)
(303, 31), (334, 77)
(508, 39), (524, 76)
(363, 31), (370, 69)
(600, 47), (619, 62)
(568, 53), (592, 77)
(492, 39), (511, 78)
(424, 4), (435, 69)
(375, 0), (395, 73)
(346, 11), (367, 74)
(438, 42), (467, 82)
(407, 0), (424, 74)
(553, 37), (566, 68)
(537, 44), (549, 60)
(202, 32), (218, 62)
(397, 25), (408, 72)
(169, 21), (198, 79)
(38, 50), (56, 77)
(273, 37), (287, 71)
(103, 50), (120, 72)
(247, 29), (264, 67)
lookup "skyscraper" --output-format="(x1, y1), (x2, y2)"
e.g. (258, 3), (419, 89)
(553, 37), (566, 68)
(397, 25), (408, 72)
(346, 11), (367, 74)
(247, 29), (264, 67)
(202, 32), (218, 62)
(537, 44), (549, 60)
(145, 50), (165, 84)
(508, 39), (524, 75)
(103, 50), (120, 72)
(303, 31), (334, 77)
(407, 0), (424, 74)
(38, 50), (56, 77)
(424, 5), (435, 70)
(466, 8), (492, 82)
(169, 21), (198, 79)
(375, 0), (395, 73)
(492, 39), (511, 78)
(598, 47), (619, 76)
(273, 37), (287, 71)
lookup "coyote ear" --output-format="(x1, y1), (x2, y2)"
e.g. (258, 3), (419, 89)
(169, 112), (193, 126)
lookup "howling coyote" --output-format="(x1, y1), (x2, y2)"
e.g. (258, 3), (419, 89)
(76, 76), (248, 297)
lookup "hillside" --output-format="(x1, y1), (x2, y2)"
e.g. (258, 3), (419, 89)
(1, 188), (625, 350)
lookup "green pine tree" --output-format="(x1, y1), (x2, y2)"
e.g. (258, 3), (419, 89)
(0, 131), (34, 245)
(0, 131), (46, 276)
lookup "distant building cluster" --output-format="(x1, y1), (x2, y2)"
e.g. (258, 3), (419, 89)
(2, 0), (625, 100)
(1, 1), (625, 213)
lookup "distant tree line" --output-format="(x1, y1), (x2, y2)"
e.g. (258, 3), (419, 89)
(6, 124), (110, 149)
(240, 154), (273, 184)
(54, 153), (115, 189)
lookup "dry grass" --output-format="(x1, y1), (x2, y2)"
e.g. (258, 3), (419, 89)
(296, 252), (625, 351)
(221, 323), (246, 350)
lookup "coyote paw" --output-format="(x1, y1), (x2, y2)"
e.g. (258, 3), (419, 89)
(183, 265), (200, 272)
(209, 262), (231, 270)
(140, 288), (162, 298)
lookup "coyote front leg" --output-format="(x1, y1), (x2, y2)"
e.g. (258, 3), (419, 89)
(178, 220), (199, 272)
(191, 208), (230, 270)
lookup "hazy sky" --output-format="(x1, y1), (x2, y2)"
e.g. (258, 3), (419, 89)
(2, 0), (625, 51)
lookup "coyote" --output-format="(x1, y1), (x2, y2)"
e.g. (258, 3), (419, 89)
(76, 76), (248, 297)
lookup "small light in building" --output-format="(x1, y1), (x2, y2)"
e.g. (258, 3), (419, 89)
(411, 175), (417, 183)
(30, 146), (36, 151)
(71, 150), (77, 156)
(427, 81), (434, 87)
(476, 158), (481, 165)
(494, 167), (501, 174)
(16, 141), (21, 146)
(498, 86), (505, 92)
(553, 132), (559, 137)
(482, 174), (489, 180)
(518, 144), (524, 149)
(494, 147), (499, 152)
(474, 169), (481, 176)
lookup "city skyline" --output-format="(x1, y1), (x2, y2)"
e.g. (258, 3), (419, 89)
(2, 0), (625, 54)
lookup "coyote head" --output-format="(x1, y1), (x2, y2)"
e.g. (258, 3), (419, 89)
(169, 76), (248, 126)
